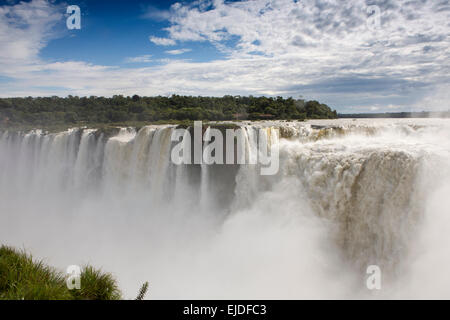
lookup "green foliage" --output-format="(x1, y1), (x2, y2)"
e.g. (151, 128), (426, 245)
(0, 246), (71, 300)
(0, 245), (121, 300)
(135, 281), (149, 301)
(69, 266), (121, 300)
(0, 95), (337, 128)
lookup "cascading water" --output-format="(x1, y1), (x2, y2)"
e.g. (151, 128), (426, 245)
(1, 119), (450, 299)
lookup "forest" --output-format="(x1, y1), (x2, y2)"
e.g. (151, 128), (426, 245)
(0, 95), (337, 128)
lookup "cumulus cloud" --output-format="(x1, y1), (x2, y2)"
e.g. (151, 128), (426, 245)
(165, 48), (192, 55)
(124, 55), (153, 63)
(149, 36), (176, 46)
(0, 0), (64, 64)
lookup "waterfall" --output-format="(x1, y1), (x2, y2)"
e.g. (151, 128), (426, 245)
(147, 126), (174, 202)
(174, 129), (192, 206)
(73, 129), (99, 191)
(200, 127), (211, 212)
(1, 119), (450, 298)
(102, 128), (137, 194)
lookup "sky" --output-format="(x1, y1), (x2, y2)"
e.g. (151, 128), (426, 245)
(0, 0), (449, 113)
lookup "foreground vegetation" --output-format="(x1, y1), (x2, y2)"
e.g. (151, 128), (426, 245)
(0, 245), (123, 300)
(0, 95), (337, 128)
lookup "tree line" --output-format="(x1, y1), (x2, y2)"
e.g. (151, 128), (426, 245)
(0, 95), (337, 127)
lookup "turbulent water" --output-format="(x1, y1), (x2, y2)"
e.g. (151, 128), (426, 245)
(1, 119), (450, 299)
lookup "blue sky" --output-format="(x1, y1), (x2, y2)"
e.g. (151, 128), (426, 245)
(40, 0), (224, 66)
(0, 0), (449, 112)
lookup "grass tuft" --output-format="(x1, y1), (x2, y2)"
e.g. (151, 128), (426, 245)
(69, 266), (122, 300)
(0, 245), (121, 300)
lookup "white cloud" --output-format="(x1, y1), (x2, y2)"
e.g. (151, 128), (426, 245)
(141, 5), (171, 21)
(149, 36), (176, 46)
(124, 55), (152, 63)
(413, 85), (450, 111)
(165, 48), (192, 55)
(144, 0), (449, 108)
(0, 0), (64, 64)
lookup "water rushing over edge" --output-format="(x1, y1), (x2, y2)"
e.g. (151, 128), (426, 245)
(1, 119), (450, 299)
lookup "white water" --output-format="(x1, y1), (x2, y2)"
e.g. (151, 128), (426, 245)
(1, 119), (450, 299)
